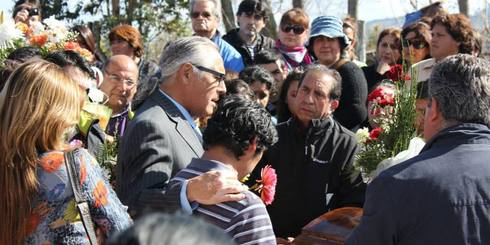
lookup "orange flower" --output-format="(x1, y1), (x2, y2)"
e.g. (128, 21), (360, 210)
(15, 22), (30, 35)
(29, 34), (48, 47)
(79, 157), (87, 185)
(39, 152), (64, 173)
(26, 212), (41, 235)
(93, 180), (108, 208)
(63, 41), (80, 50)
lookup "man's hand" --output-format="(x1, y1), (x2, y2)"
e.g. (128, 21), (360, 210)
(187, 170), (247, 205)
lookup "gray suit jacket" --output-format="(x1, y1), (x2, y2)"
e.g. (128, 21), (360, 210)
(116, 89), (204, 217)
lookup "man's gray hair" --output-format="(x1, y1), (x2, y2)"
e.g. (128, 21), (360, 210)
(300, 64), (342, 100)
(189, 0), (222, 21)
(429, 54), (490, 126)
(159, 36), (219, 82)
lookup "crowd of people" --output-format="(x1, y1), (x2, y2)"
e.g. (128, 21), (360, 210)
(1, 0), (490, 244)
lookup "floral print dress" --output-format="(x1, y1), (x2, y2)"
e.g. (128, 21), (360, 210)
(25, 148), (132, 244)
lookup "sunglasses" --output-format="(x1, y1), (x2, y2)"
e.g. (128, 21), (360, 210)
(402, 39), (427, 50)
(191, 11), (212, 19)
(192, 64), (225, 85)
(281, 24), (306, 35)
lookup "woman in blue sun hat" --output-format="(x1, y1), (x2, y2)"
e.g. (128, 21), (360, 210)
(307, 15), (368, 132)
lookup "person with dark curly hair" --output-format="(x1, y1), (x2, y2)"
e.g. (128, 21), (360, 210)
(411, 13), (475, 84)
(225, 78), (255, 101)
(107, 213), (235, 245)
(168, 95), (278, 245)
(239, 65), (275, 108)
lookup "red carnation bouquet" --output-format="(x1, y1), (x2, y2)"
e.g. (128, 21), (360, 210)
(355, 77), (418, 179)
(248, 165), (277, 205)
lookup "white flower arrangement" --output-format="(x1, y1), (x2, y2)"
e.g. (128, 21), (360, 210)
(0, 14), (24, 50)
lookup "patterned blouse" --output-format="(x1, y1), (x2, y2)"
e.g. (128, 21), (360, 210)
(25, 148), (132, 244)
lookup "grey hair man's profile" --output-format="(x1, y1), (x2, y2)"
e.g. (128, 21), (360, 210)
(347, 54), (490, 245)
(116, 36), (246, 218)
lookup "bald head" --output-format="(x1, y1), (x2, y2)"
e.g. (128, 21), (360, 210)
(100, 55), (140, 114)
(105, 55), (139, 76)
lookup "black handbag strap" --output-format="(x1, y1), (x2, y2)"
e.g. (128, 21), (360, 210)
(64, 149), (98, 245)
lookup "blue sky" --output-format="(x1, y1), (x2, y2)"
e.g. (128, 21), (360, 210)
(0, 0), (486, 23)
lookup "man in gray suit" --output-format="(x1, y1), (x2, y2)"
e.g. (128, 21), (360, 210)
(116, 36), (247, 217)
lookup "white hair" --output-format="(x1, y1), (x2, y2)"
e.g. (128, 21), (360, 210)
(189, 0), (222, 21)
(159, 36), (219, 82)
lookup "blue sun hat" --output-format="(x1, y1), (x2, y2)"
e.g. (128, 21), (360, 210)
(307, 16), (350, 48)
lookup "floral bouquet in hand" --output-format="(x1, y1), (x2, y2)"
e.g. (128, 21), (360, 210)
(355, 78), (418, 180)
(0, 13), (94, 67)
(245, 165), (277, 205)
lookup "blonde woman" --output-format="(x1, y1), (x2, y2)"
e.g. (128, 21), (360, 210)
(0, 60), (131, 245)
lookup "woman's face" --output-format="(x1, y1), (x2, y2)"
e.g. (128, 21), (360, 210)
(377, 34), (401, 65)
(278, 23), (309, 48)
(312, 36), (341, 67)
(403, 31), (430, 65)
(110, 38), (135, 58)
(286, 80), (299, 114)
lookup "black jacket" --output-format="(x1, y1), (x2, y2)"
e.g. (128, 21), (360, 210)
(249, 117), (366, 238)
(333, 61), (368, 132)
(222, 28), (275, 66)
(362, 64), (387, 94)
(347, 123), (490, 245)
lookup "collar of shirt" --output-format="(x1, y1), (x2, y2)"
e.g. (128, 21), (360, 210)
(158, 89), (199, 132)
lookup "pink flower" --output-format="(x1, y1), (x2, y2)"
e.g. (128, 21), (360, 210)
(250, 165), (277, 205)
(260, 165), (277, 205)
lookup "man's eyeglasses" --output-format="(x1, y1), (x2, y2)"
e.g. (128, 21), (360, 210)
(281, 24), (306, 35)
(192, 64), (225, 85)
(105, 71), (136, 89)
(190, 11), (212, 19)
(402, 39), (427, 50)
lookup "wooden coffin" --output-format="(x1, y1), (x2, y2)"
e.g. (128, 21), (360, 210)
(294, 207), (363, 245)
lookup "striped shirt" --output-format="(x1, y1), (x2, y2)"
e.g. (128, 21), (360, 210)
(169, 158), (276, 245)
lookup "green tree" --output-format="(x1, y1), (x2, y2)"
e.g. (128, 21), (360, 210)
(38, 0), (191, 59)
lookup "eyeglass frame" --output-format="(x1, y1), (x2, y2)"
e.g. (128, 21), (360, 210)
(402, 38), (428, 50)
(281, 24), (306, 35)
(191, 64), (226, 86)
(104, 70), (137, 89)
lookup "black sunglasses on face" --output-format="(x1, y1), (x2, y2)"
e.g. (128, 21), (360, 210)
(281, 24), (305, 35)
(191, 11), (212, 19)
(402, 39), (427, 50)
(192, 64), (225, 85)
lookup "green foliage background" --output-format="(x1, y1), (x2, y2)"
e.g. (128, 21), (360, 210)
(36, 0), (192, 61)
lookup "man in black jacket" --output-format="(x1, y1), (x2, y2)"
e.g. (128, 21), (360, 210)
(347, 54), (490, 245)
(222, 0), (274, 66)
(250, 64), (366, 239)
